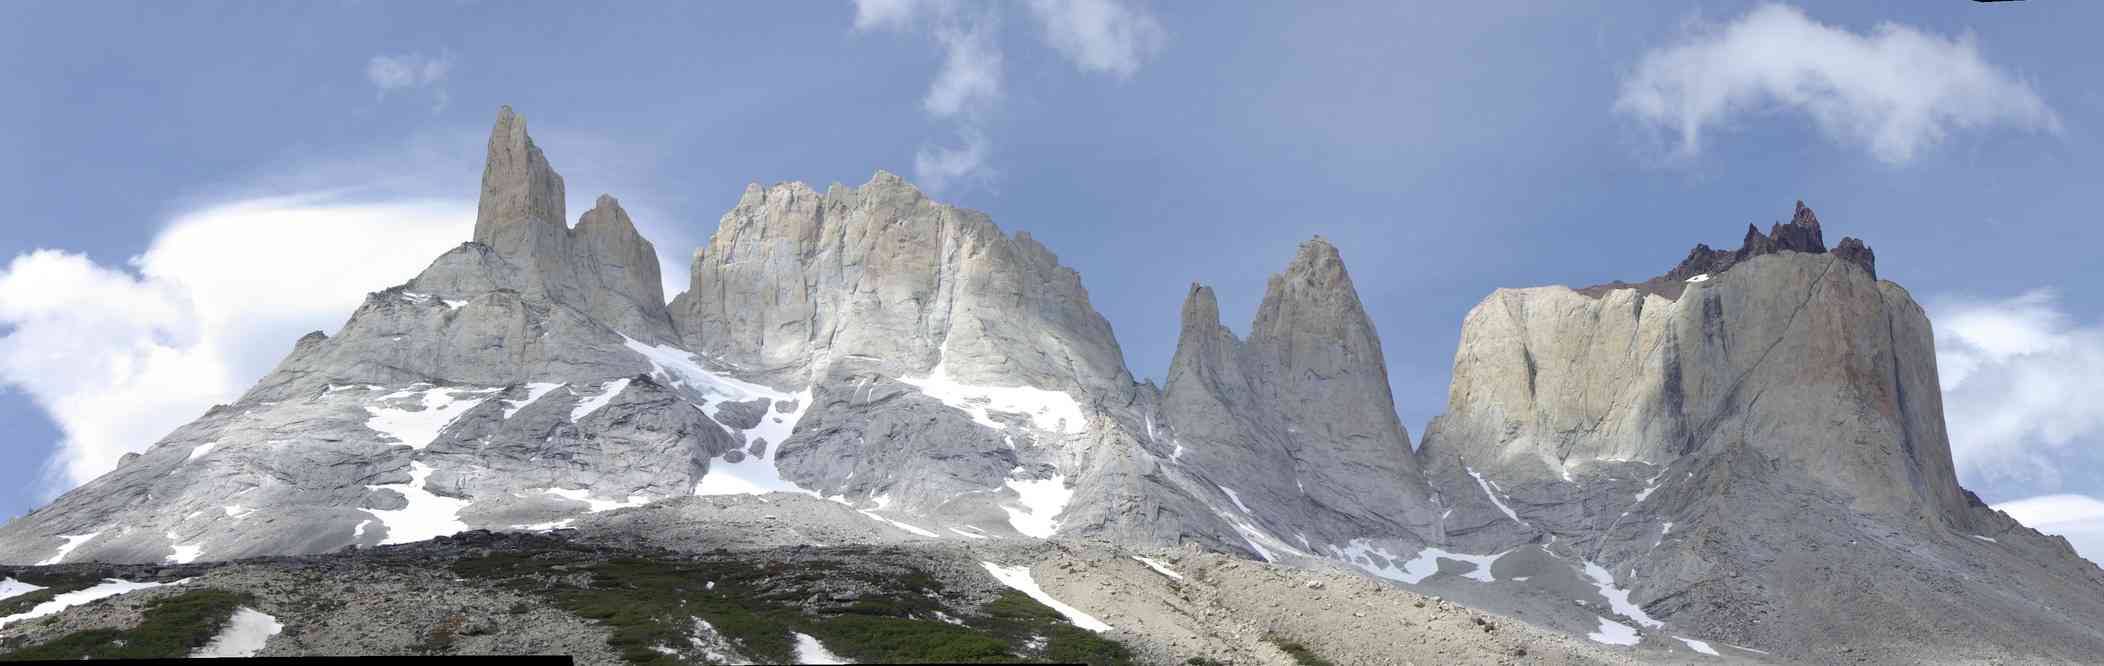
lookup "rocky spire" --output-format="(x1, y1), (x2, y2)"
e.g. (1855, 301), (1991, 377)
(573, 194), (667, 309)
(473, 106), (568, 254)
(1161, 236), (1437, 548)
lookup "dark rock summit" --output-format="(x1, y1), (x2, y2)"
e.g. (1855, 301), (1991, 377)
(1583, 200), (1877, 298)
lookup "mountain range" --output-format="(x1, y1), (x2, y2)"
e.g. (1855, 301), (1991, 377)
(4, 107), (2101, 664)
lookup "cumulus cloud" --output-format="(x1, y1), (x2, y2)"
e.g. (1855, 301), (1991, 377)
(1025, 0), (1166, 79)
(1932, 289), (2104, 489)
(1993, 494), (2104, 565)
(1615, 4), (2058, 164)
(366, 51), (454, 112)
(0, 196), (471, 492)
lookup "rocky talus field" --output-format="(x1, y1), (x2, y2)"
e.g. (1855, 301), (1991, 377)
(4, 107), (2101, 664)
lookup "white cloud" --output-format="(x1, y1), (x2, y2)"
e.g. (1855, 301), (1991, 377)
(1615, 4), (2058, 164)
(914, 128), (993, 194)
(366, 51), (454, 112)
(1993, 494), (2104, 565)
(852, 2), (1004, 193)
(1026, 0), (1166, 79)
(852, 0), (923, 31)
(851, 0), (1164, 194)
(1932, 289), (2104, 489)
(0, 196), (471, 492)
(924, 18), (1004, 120)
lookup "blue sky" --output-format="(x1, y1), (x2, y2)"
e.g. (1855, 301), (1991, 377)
(3, 2), (2101, 554)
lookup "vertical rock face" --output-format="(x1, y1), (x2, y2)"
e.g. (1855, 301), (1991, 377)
(1416, 205), (2104, 654)
(669, 172), (1133, 401)
(1422, 215), (1963, 527)
(473, 106), (567, 248)
(1160, 238), (1437, 554)
(570, 194), (671, 337)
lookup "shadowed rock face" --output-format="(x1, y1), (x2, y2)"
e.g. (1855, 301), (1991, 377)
(1159, 238), (1438, 552)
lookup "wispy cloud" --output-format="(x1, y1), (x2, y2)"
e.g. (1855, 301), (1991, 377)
(1026, 0), (1167, 79)
(850, 0), (1164, 194)
(1615, 4), (2058, 164)
(366, 51), (455, 112)
(852, 1), (1003, 193)
(1932, 289), (2104, 490)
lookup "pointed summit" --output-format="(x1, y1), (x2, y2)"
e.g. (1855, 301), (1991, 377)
(572, 193), (668, 316)
(1161, 238), (1436, 553)
(473, 106), (567, 252)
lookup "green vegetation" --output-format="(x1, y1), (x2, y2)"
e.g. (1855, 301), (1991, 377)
(1265, 634), (1337, 666)
(0, 588), (251, 661)
(451, 543), (1137, 665)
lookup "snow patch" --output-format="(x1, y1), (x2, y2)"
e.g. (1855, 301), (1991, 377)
(1330, 541), (1506, 584)
(543, 487), (650, 513)
(570, 378), (631, 421)
(190, 607), (282, 657)
(37, 531), (101, 565)
(1685, 274), (1711, 283)
(1673, 636), (1720, 656)
(1634, 472), (1664, 503)
(0, 578), (45, 603)
(187, 441), (220, 463)
(352, 519), (372, 540)
(366, 385), (492, 449)
(503, 382), (566, 419)
(363, 461), (470, 545)
(1002, 472), (1072, 538)
(0, 578), (185, 628)
(948, 528), (989, 540)
(1465, 466), (1522, 523)
(321, 384), (382, 398)
(1220, 486), (1255, 514)
(1133, 556), (1184, 580)
(831, 496), (940, 538)
(980, 562), (1112, 632)
(1587, 616), (1640, 646)
(900, 357), (1087, 434)
(223, 504), (254, 519)
(793, 632), (852, 664)
(622, 336), (822, 498)
(1582, 561), (1663, 628)
(166, 531), (204, 564)
(1971, 534), (1998, 543)
(686, 618), (743, 664)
